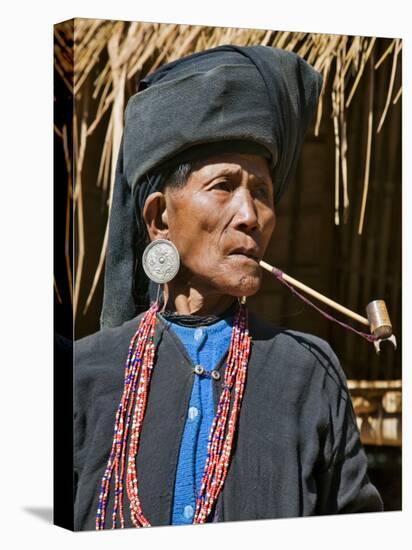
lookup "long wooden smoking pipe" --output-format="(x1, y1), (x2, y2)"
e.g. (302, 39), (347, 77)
(259, 260), (397, 354)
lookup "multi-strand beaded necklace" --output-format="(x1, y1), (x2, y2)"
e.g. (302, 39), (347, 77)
(96, 300), (250, 529)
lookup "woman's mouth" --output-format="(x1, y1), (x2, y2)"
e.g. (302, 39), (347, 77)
(229, 248), (260, 263)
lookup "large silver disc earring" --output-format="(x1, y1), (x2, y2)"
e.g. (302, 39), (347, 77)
(142, 239), (180, 284)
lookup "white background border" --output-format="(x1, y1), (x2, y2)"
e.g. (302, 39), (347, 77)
(0, 1), (408, 548)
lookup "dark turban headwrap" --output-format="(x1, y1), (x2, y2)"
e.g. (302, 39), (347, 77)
(100, 45), (323, 329)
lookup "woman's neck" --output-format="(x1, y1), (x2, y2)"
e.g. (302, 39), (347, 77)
(163, 284), (235, 316)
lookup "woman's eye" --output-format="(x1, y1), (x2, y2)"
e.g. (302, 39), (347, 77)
(212, 179), (235, 192)
(253, 186), (270, 200)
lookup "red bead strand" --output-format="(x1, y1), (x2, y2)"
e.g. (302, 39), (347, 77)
(193, 304), (250, 523)
(96, 302), (158, 529)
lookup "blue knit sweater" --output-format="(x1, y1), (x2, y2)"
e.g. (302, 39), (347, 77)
(165, 317), (233, 525)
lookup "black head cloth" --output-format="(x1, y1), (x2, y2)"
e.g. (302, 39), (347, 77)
(100, 44), (323, 329)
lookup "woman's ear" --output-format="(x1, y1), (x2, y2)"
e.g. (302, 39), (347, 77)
(143, 192), (169, 241)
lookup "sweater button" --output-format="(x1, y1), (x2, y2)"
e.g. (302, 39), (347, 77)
(188, 406), (199, 421)
(194, 327), (204, 342)
(211, 370), (221, 380)
(193, 365), (204, 375)
(183, 504), (194, 519)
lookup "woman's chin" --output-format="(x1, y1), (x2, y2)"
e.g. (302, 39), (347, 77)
(227, 273), (261, 298)
(188, 263), (262, 298)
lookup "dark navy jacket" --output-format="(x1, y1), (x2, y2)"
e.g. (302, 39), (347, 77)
(74, 312), (383, 531)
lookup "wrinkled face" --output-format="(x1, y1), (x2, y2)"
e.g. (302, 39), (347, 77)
(164, 153), (276, 298)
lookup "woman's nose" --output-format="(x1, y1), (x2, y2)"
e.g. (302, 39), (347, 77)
(232, 188), (259, 232)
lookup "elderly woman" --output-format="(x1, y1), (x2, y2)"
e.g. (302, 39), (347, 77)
(74, 45), (382, 531)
